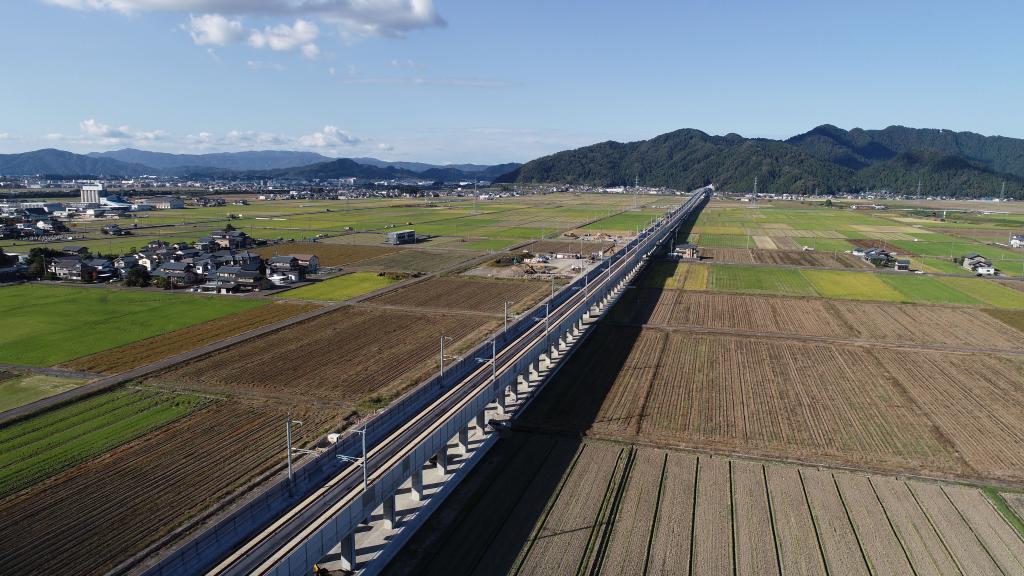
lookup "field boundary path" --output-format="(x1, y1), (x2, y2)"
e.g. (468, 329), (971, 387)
(606, 322), (1024, 356)
(0, 363), (103, 380)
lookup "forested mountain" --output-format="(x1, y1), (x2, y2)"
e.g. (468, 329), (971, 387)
(88, 149), (332, 171)
(498, 125), (1024, 198)
(0, 149), (151, 177)
(351, 157), (519, 176)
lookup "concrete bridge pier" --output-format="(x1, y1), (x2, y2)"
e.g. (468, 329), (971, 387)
(337, 531), (356, 572)
(457, 427), (470, 455)
(436, 446), (450, 474)
(517, 374), (530, 394)
(382, 494), (397, 530)
(506, 384), (518, 404)
(475, 410), (487, 432)
(410, 466), (424, 501)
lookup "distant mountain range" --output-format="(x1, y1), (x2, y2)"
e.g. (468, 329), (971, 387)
(0, 148), (520, 183)
(498, 125), (1024, 198)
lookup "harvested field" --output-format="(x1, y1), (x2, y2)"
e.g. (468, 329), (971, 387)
(392, 438), (1024, 576)
(611, 291), (1024, 352)
(691, 457), (733, 575)
(833, 473), (915, 576)
(645, 451), (697, 576)
(530, 324), (1024, 482)
(253, 242), (399, 267)
(64, 301), (319, 374)
(369, 276), (549, 315)
(151, 306), (490, 406)
(348, 248), (484, 273)
(801, 468), (868, 576)
(766, 465), (826, 575)
(598, 449), (664, 575)
(849, 238), (916, 255)
(945, 485), (1024, 574)
(701, 247), (872, 269)
(515, 443), (624, 575)
(732, 460), (779, 576)
(908, 482), (1003, 575)
(871, 476), (962, 575)
(0, 401), (335, 575)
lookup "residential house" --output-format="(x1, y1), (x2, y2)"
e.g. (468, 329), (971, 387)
(1011, 234), (1024, 248)
(862, 248), (893, 267)
(675, 243), (700, 259)
(50, 257), (95, 281)
(114, 256), (139, 278)
(61, 246), (89, 256)
(152, 261), (199, 286)
(962, 253), (991, 271)
(266, 255), (303, 285)
(291, 254), (319, 273)
(211, 230), (252, 249)
(84, 257), (115, 281)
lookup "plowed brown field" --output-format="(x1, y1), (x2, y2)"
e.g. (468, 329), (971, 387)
(254, 242), (399, 267)
(151, 306), (491, 405)
(370, 276), (549, 315)
(702, 247), (871, 269)
(0, 401), (334, 575)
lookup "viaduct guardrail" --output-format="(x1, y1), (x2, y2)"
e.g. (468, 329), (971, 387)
(139, 188), (710, 576)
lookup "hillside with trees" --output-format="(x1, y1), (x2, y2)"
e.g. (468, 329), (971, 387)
(497, 125), (1024, 198)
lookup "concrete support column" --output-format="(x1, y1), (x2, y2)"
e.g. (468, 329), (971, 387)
(529, 363), (542, 381)
(338, 531), (356, 572)
(411, 467), (424, 501)
(507, 384), (518, 403)
(496, 391), (506, 414)
(457, 427), (470, 455)
(382, 493), (396, 530)
(517, 374), (530, 393)
(475, 410), (487, 431)
(436, 445), (450, 474)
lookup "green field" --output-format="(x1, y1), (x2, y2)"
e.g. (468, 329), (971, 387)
(939, 277), (1024, 308)
(0, 374), (86, 413)
(0, 284), (265, 366)
(879, 274), (984, 305)
(0, 389), (206, 498)
(280, 272), (400, 302)
(802, 270), (905, 302)
(699, 263), (1024, 308)
(709, 265), (817, 296)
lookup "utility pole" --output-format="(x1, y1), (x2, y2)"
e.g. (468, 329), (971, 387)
(336, 427), (367, 490)
(286, 419), (302, 482)
(440, 335), (453, 385)
(503, 301), (514, 334)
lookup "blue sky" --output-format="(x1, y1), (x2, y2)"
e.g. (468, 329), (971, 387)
(0, 0), (1021, 163)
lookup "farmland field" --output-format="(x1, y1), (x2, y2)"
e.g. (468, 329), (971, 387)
(0, 284), (265, 366)
(700, 247), (872, 268)
(526, 325), (1024, 482)
(668, 261), (1024, 308)
(279, 272), (400, 302)
(390, 439), (1024, 576)
(347, 248), (485, 273)
(0, 400), (334, 575)
(369, 276), (550, 315)
(0, 388), (205, 498)
(62, 301), (318, 374)
(0, 373), (85, 412)
(150, 306), (492, 406)
(253, 241), (399, 267)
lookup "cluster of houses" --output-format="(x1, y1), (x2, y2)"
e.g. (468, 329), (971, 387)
(43, 229), (320, 293)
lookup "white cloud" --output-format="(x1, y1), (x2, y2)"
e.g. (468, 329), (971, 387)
(80, 118), (132, 139)
(337, 77), (512, 88)
(43, 0), (445, 39)
(249, 19), (319, 58)
(246, 60), (285, 71)
(187, 13), (245, 46)
(298, 125), (361, 147)
(0, 133), (13, 140)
